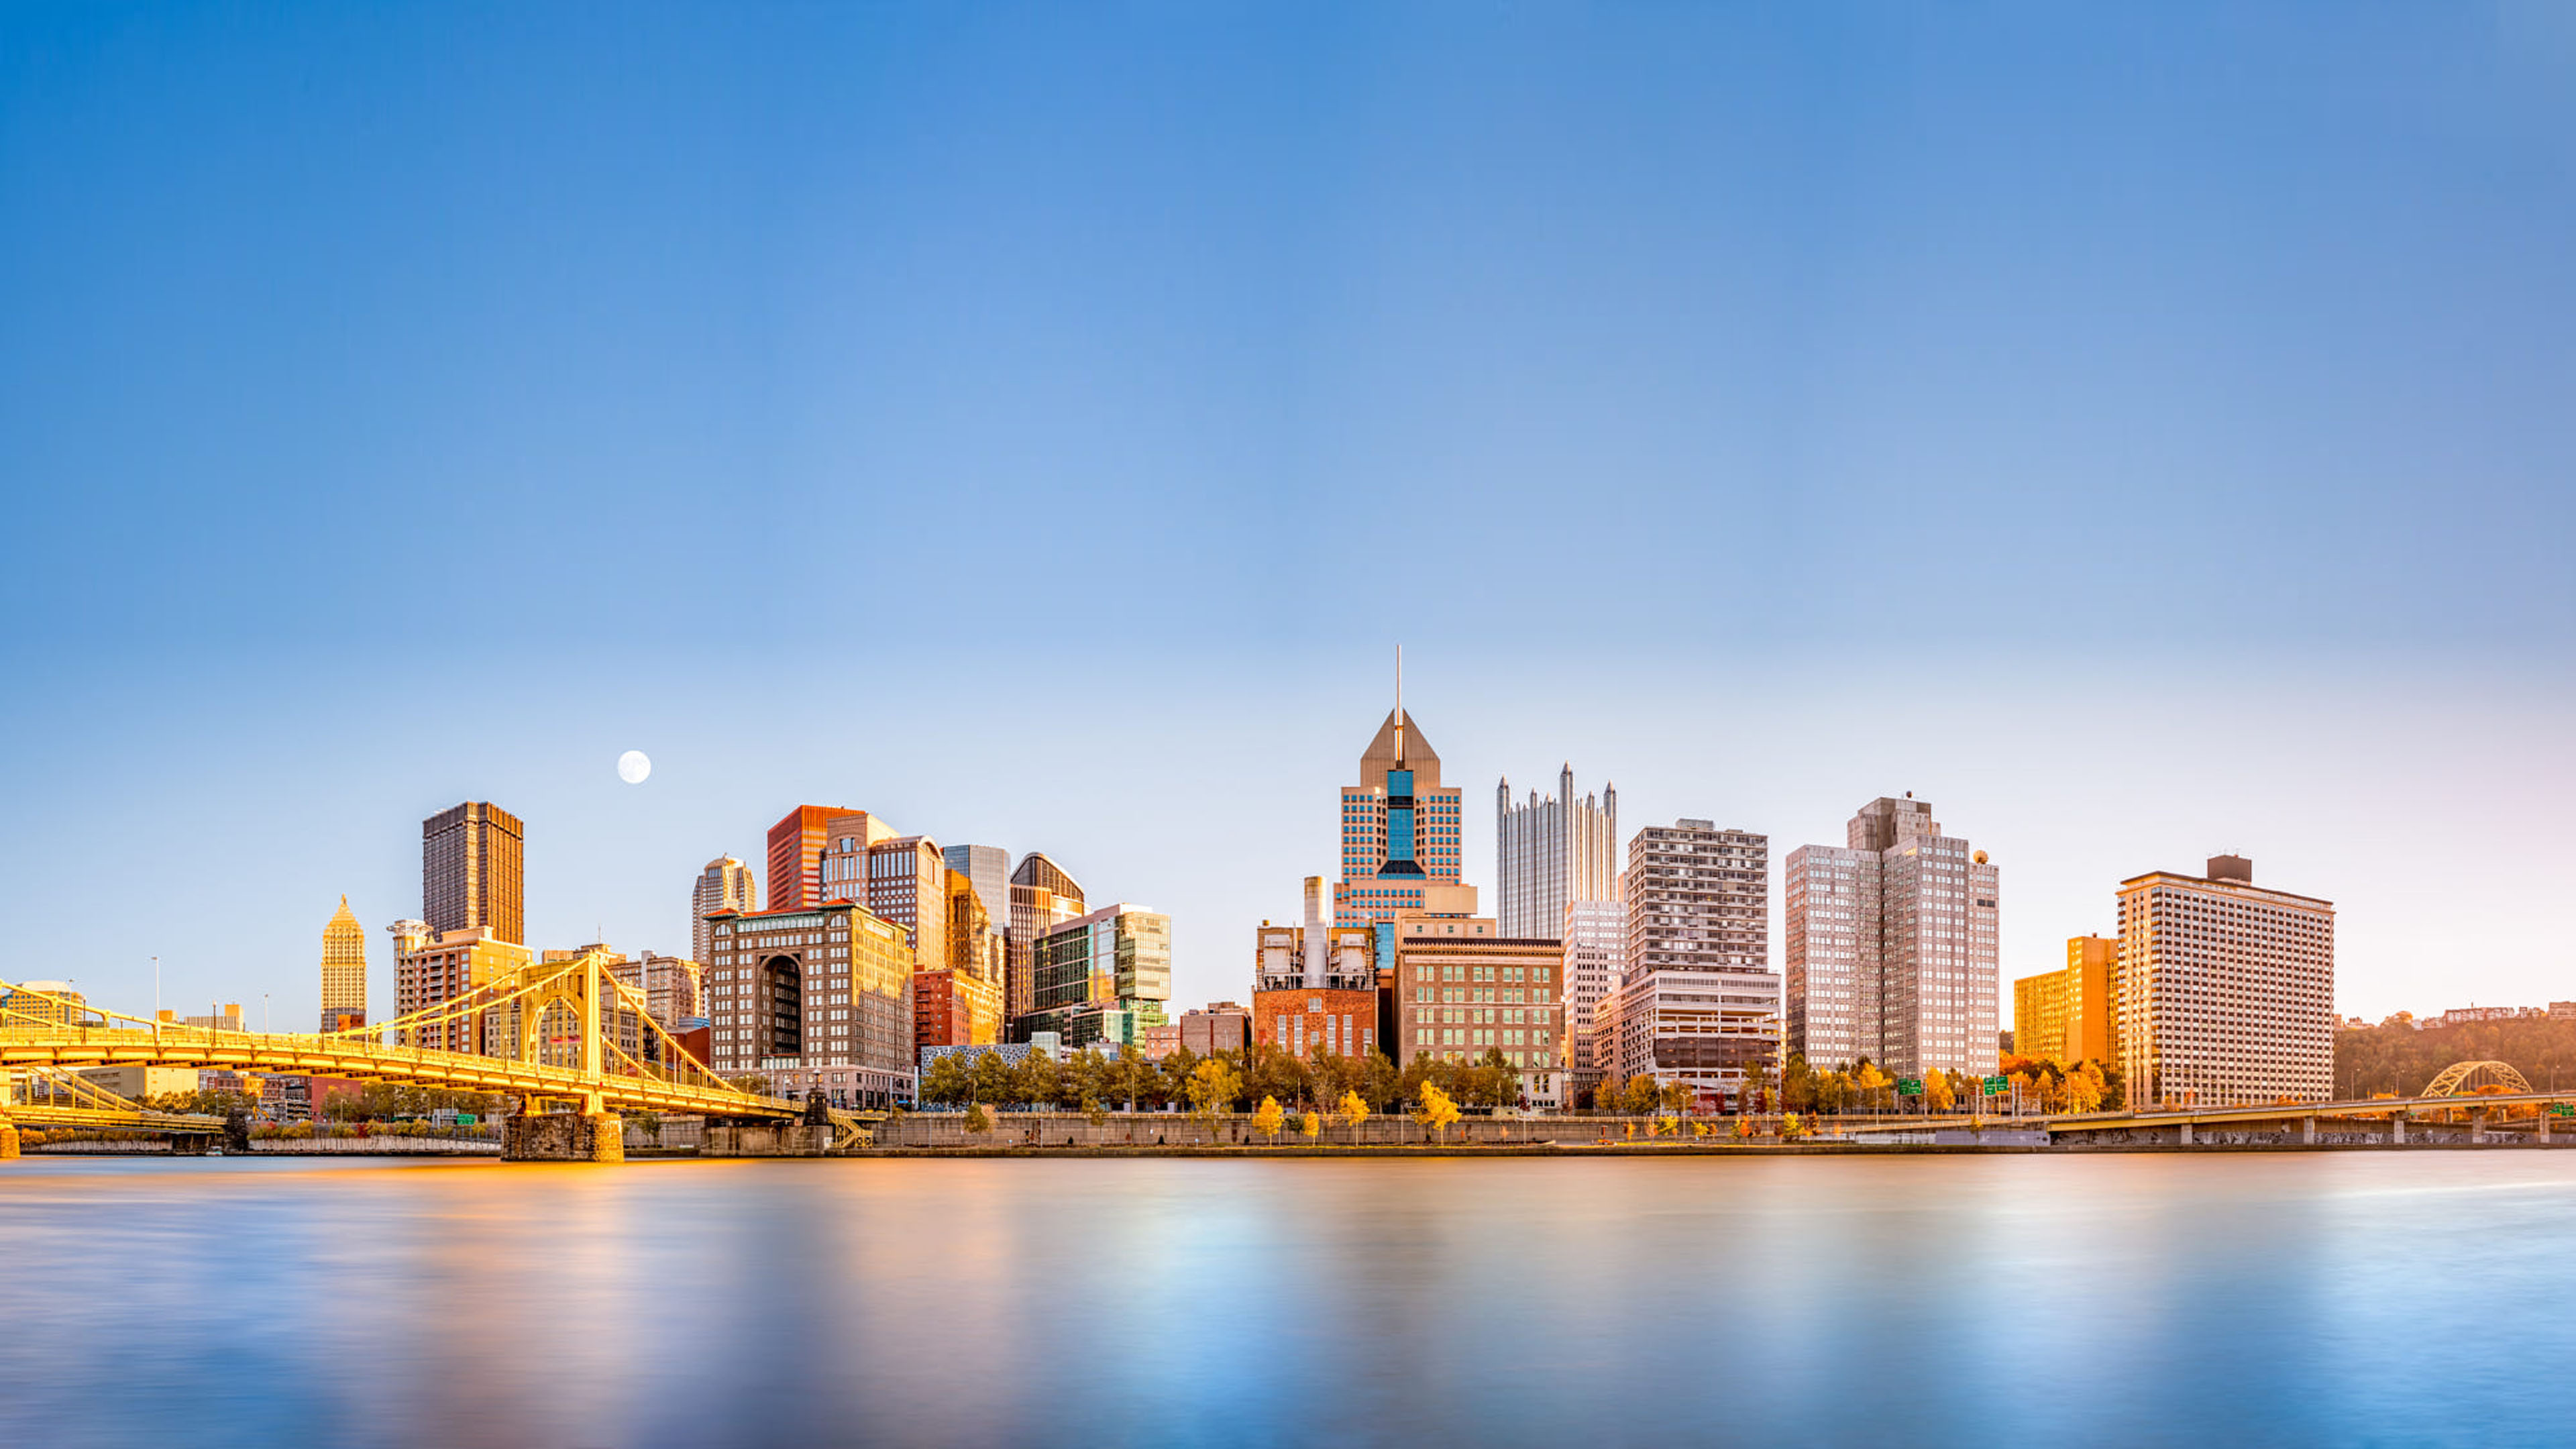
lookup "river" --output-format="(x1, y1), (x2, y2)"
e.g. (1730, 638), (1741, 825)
(1, 1152), (2569, 1446)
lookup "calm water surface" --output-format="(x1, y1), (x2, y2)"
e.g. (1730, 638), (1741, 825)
(3, 1153), (2571, 1447)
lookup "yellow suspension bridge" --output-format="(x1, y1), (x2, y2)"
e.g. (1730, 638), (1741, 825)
(1, 952), (820, 1161)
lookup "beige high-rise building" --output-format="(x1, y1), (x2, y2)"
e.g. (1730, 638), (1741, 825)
(390, 922), (532, 1053)
(1560, 896), (1627, 1097)
(692, 857), (757, 963)
(319, 895), (368, 1031)
(2117, 855), (2333, 1108)
(1007, 853), (1086, 1027)
(1335, 704), (1477, 959)
(610, 950), (706, 1028)
(1783, 796), (1999, 1077)
(1495, 764), (1618, 941)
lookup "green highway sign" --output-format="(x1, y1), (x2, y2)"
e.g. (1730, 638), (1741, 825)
(2549, 1104), (2574, 1118)
(1896, 1078), (1923, 1096)
(1983, 1077), (2010, 1094)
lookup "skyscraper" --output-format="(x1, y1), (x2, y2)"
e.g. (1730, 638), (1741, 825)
(1782, 795), (1999, 1077)
(2116, 855), (2332, 1108)
(1496, 764), (1617, 941)
(1594, 819), (1777, 1106)
(766, 805), (892, 912)
(1334, 701), (1476, 966)
(692, 856), (757, 963)
(422, 802), (524, 945)
(1007, 853), (1085, 1026)
(319, 895), (367, 1032)
(943, 844), (1011, 943)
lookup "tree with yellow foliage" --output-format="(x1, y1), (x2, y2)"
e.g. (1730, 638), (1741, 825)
(1780, 1112), (1807, 1141)
(1187, 1057), (1243, 1142)
(1412, 1081), (1462, 1144)
(2064, 1061), (2108, 1114)
(1924, 1069), (1955, 1114)
(1337, 1089), (1371, 1130)
(1731, 1114), (1752, 1141)
(1855, 1062), (1892, 1115)
(1252, 1094), (1285, 1142)
(1301, 1109), (1323, 1141)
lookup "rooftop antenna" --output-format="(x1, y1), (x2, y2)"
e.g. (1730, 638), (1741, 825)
(1394, 643), (1405, 767)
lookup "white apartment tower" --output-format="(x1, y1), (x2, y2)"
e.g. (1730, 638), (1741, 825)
(1560, 895), (1627, 1095)
(1782, 795), (1999, 1077)
(692, 856), (758, 963)
(1496, 765), (1618, 941)
(2116, 855), (2333, 1107)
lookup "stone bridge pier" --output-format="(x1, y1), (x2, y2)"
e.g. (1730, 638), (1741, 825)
(502, 1112), (626, 1163)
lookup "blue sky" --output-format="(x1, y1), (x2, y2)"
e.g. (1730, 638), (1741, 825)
(3, 3), (2570, 1026)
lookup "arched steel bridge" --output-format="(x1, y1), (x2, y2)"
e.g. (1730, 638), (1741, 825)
(1, 954), (807, 1156)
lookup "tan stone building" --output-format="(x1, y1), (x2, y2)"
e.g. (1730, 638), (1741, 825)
(703, 902), (914, 1106)
(1390, 914), (1565, 1108)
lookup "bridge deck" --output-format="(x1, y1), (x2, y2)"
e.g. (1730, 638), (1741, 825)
(1, 1026), (798, 1120)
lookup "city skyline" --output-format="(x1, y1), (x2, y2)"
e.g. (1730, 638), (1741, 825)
(1, 6), (2569, 1026)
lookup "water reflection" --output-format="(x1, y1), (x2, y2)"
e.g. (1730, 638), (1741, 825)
(2, 1155), (2567, 1446)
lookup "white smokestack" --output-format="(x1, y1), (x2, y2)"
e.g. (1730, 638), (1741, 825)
(1302, 875), (1328, 987)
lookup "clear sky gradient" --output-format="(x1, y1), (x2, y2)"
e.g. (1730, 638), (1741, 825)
(3, 4), (2570, 1026)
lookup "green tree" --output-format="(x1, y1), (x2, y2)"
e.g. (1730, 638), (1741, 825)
(1360, 1051), (1402, 1111)
(969, 1051), (1014, 1106)
(1618, 1074), (1660, 1116)
(1159, 1044), (1202, 1106)
(920, 1053), (973, 1106)
(964, 1102), (992, 1135)
(1011, 1050), (1061, 1109)
(1656, 1079), (1695, 1117)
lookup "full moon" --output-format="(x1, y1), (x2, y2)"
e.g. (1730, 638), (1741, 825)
(617, 750), (652, 785)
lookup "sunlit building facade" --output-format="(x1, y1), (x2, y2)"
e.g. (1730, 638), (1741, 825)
(703, 902), (914, 1106)
(319, 895), (368, 1032)
(1007, 853), (1086, 1026)
(1389, 914), (1566, 1108)
(2116, 856), (2333, 1108)
(390, 922), (532, 1053)
(1020, 904), (1172, 1051)
(1336, 706), (1477, 967)
(1495, 764), (1617, 941)
(1560, 896), (1627, 1099)
(423, 801), (524, 946)
(692, 855), (758, 963)
(1783, 796), (1998, 1077)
